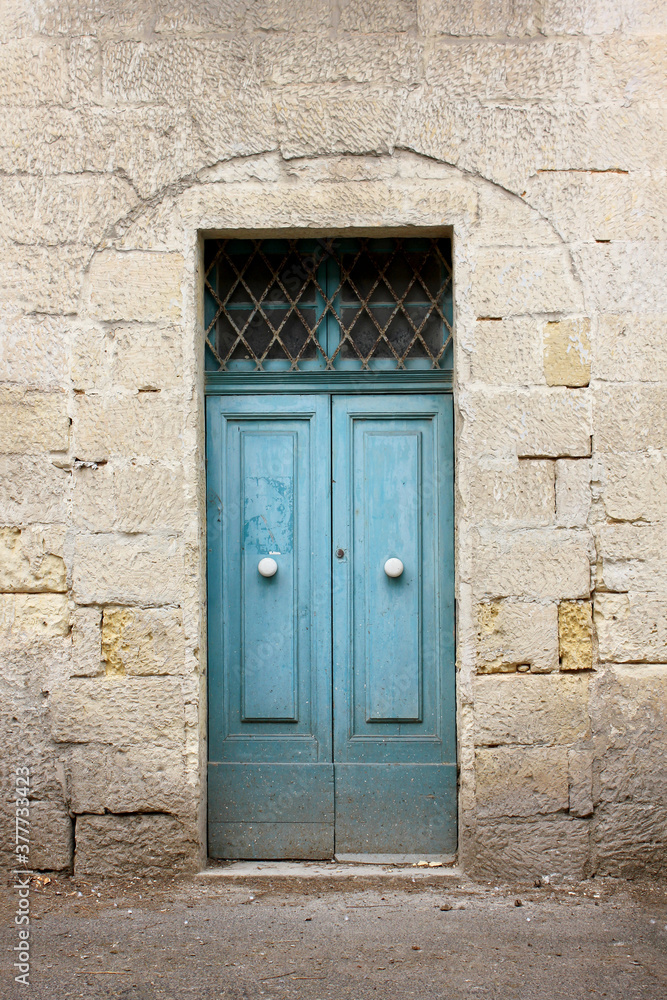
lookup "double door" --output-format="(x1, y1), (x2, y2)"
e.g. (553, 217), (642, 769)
(207, 393), (455, 859)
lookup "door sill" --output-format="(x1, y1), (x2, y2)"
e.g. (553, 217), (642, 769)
(199, 860), (461, 880)
(334, 853), (456, 866)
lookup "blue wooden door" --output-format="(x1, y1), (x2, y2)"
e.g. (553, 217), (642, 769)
(207, 392), (455, 859)
(332, 394), (456, 857)
(207, 395), (334, 858)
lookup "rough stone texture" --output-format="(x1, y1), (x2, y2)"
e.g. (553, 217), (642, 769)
(476, 600), (559, 673)
(543, 319), (591, 388)
(555, 459), (591, 528)
(473, 674), (590, 747)
(461, 460), (554, 526)
(559, 601), (593, 672)
(28, 800), (73, 871)
(595, 593), (667, 664)
(470, 817), (590, 880)
(0, 526), (66, 594)
(598, 524), (667, 594)
(70, 606), (103, 678)
(65, 743), (191, 816)
(472, 529), (591, 599)
(599, 452), (667, 523)
(50, 677), (186, 746)
(591, 666), (667, 876)
(0, 0), (664, 881)
(102, 606), (185, 675)
(75, 813), (197, 875)
(475, 747), (569, 818)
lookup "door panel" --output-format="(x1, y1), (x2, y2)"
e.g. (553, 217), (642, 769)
(207, 395), (333, 858)
(332, 394), (456, 854)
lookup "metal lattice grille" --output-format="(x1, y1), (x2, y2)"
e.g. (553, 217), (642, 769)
(204, 237), (453, 372)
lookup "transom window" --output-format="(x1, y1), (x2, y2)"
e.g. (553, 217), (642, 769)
(204, 237), (453, 372)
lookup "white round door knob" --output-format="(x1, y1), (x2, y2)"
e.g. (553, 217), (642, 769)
(384, 557), (404, 578)
(258, 557), (278, 578)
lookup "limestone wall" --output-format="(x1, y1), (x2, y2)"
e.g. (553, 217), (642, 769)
(0, 0), (665, 878)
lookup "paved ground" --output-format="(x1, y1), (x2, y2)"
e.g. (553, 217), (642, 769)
(2, 863), (667, 999)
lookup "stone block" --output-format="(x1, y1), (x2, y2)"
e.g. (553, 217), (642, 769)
(274, 88), (403, 158)
(108, 325), (183, 390)
(460, 388), (592, 460)
(600, 452), (667, 523)
(598, 523), (667, 593)
(471, 186), (559, 249)
(462, 460), (554, 527)
(36, 0), (158, 35)
(102, 38), (258, 102)
(0, 246), (87, 314)
(0, 389), (69, 454)
(475, 746), (569, 818)
(571, 243), (667, 315)
(0, 456), (69, 525)
(50, 677), (186, 745)
(0, 312), (68, 388)
(592, 803), (667, 877)
(87, 251), (184, 323)
(70, 607), (103, 678)
(340, 0), (417, 31)
(0, 527), (66, 594)
(592, 315), (667, 382)
(594, 385), (667, 453)
(69, 34), (101, 104)
(543, 319), (591, 387)
(401, 91), (666, 193)
(72, 393), (182, 462)
(471, 528), (591, 599)
(474, 673), (590, 746)
(29, 800), (73, 871)
(476, 600), (559, 673)
(102, 607), (185, 676)
(469, 817), (590, 880)
(555, 459), (591, 528)
(0, 174), (137, 247)
(418, 0), (541, 36)
(523, 172), (663, 242)
(469, 318), (544, 386)
(259, 35), (421, 86)
(74, 813), (197, 875)
(72, 461), (185, 533)
(569, 749), (594, 818)
(0, 38), (67, 105)
(590, 665), (667, 875)
(559, 601), (593, 671)
(65, 743), (190, 815)
(72, 534), (183, 606)
(0, 593), (69, 639)
(469, 247), (584, 317)
(426, 39), (586, 102)
(590, 36), (667, 104)
(595, 593), (667, 663)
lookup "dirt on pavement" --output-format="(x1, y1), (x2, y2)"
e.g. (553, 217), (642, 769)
(2, 864), (666, 999)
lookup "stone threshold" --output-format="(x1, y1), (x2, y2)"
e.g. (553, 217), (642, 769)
(197, 859), (461, 880)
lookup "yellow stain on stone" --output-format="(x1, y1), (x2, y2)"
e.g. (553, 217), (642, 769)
(101, 607), (134, 676)
(559, 601), (593, 671)
(544, 318), (591, 387)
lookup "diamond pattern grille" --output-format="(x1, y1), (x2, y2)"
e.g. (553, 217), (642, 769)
(204, 237), (453, 372)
